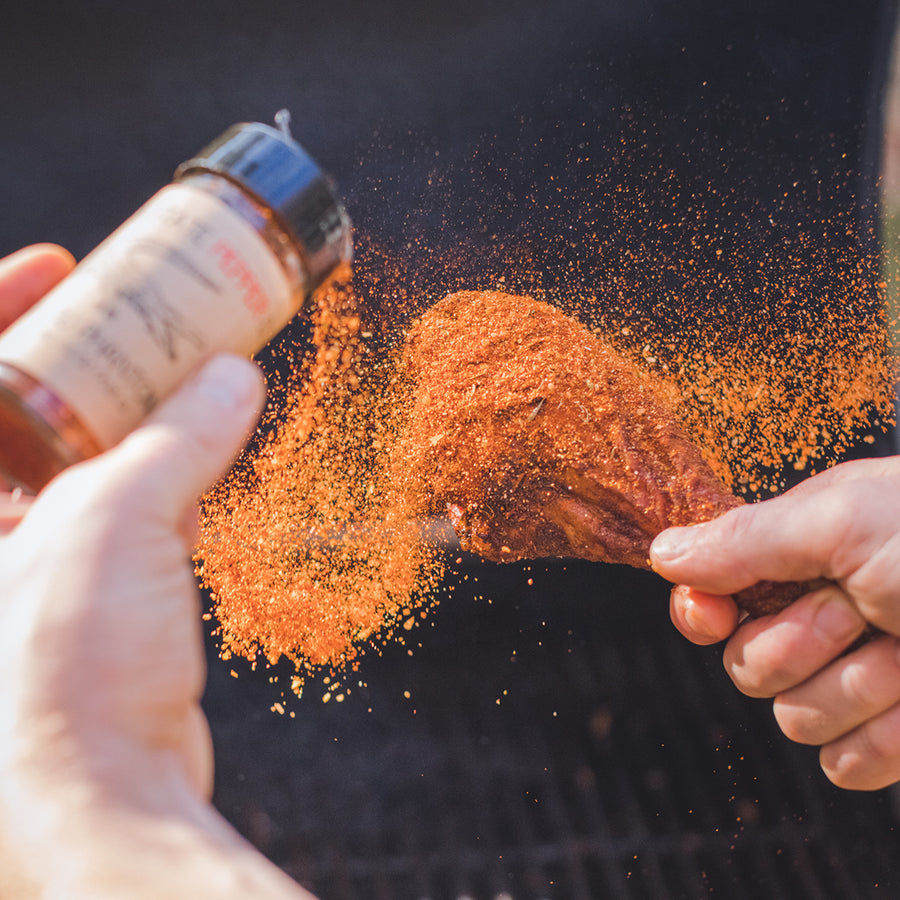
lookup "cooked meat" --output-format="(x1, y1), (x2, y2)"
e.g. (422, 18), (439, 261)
(396, 290), (813, 616)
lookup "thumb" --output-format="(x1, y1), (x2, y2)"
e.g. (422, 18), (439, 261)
(0, 244), (76, 331)
(99, 355), (265, 528)
(649, 465), (900, 596)
(649, 492), (835, 596)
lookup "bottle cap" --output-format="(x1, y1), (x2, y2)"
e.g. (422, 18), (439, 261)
(175, 111), (352, 291)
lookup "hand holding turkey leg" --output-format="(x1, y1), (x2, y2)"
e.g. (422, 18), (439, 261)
(651, 457), (900, 790)
(0, 245), (314, 898)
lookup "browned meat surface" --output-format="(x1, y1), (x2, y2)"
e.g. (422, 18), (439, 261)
(395, 290), (811, 616)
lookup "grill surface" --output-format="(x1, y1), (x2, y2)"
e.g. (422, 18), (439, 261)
(205, 560), (900, 899)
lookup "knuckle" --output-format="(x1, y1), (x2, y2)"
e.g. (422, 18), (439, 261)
(850, 563), (900, 635)
(822, 749), (889, 792)
(713, 506), (763, 582)
(772, 698), (822, 745)
(724, 627), (797, 699)
(717, 504), (755, 543)
(726, 662), (778, 699)
(818, 741), (857, 790)
(839, 658), (877, 711)
(855, 713), (900, 767)
(821, 706), (900, 791)
(819, 746), (854, 790)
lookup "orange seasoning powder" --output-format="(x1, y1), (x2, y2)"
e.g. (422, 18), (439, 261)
(193, 124), (899, 702)
(390, 289), (742, 567)
(195, 278), (444, 699)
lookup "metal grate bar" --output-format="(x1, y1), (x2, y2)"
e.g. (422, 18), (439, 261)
(689, 636), (865, 900)
(224, 573), (900, 899)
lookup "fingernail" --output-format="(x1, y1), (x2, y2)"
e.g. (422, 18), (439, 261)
(194, 355), (262, 411)
(813, 594), (862, 644)
(651, 527), (695, 562)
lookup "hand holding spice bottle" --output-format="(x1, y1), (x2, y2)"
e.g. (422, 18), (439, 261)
(0, 111), (351, 494)
(651, 458), (900, 791)
(0, 244), (314, 898)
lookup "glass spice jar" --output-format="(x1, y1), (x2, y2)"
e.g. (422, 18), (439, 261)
(0, 110), (352, 493)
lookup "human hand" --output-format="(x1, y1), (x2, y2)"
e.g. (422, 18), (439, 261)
(0, 246), (313, 898)
(650, 456), (900, 791)
(0, 244), (76, 524)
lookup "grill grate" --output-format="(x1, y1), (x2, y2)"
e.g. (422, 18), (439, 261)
(205, 561), (900, 899)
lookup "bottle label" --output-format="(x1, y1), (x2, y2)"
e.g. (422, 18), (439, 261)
(0, 183), (295, 449)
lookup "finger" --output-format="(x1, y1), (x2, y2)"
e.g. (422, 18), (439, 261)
(0, 244), (75, 331)
(649, 502), (819, 595)
(179, 506), (201, 550)
(0, 492), (33, 535)
(842, 534), (900, 636)
(97, 355), (265, 532)
(649, 474), (885, 596)
(722, 584), (866, 698)
(820, 701), (900, 791)
(669, 584), (739, 645)
(182, 704), (215, 802)
(774, 636), (900, 745)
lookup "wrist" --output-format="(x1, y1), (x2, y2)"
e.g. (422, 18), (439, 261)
(0, 740), (312, 900)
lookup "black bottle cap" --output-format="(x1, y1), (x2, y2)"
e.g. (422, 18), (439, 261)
(175, 110), (352, 291)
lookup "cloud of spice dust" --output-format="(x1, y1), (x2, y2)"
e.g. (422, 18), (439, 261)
(194, 277), (446, 701)
(564, 164), (900, 494)
(350, 107), (899, 495)
(194, 101), (899, 703)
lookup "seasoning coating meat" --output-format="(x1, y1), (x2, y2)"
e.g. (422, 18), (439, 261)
(397, 290), (812, 616)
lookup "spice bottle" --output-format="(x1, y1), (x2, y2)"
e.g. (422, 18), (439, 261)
(0, 110), (352, 493)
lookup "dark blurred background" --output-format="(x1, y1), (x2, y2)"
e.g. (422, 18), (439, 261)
(2, 0), (892, 264)
(3, 1), (900, 897)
